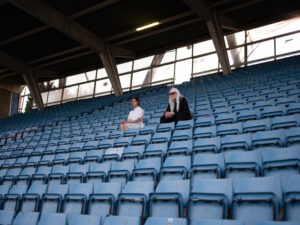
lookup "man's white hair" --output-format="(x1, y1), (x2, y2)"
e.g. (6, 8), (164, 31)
(169, 87), (182, 112)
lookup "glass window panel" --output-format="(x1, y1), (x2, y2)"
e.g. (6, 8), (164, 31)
(276, 33), (300, 55)
(193, 40), (215, 56)
(47, 89), (62, 103)
(247, 18), (300, 42)
(120, 74), (131, 89)
(152, 64), (174, 83)
(86, 70), (96, 80)
(227, 47), (245, 66)
(132, 70), (148, 87)
(175, 59), (192, 84)
(21, 86), (29, 96)
(95, 79), (112, 93)
(177, 46), (192, 60)
(117, 61), (133, 74)
(66, 73), (88, 86)
(247, 40), (274, 62)
(63, 85), (78, 100)
(133, 56), (154, 70)
(161, 50), (176, 64)
(193, 53), (218, 74)
(78, 82), (95, 97)
(41, 92), (48, 104)
(97, 68), (108, 79)
(22, 96), (28, 112)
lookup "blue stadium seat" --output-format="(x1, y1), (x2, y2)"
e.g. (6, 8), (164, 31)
(193, 137), (221, 156)
(283, 175), (300, 222)
(151, 131), (172, 143)
(40, 184), (69, 214)
(82, 134), (96, 142)
(194, 126), (216, 139)
(160, 156), (191, 181)
(221, 133), (252, 152)
(86, 163), (111, 184)
(236, 109), (261, 122)
(261, 106), (286, 118)
(190, 153), (224, 186)
(87, 182), (122, 218)
(69, 214), (101, 225)
(122, 145), (145, 163)
(83, 141), (100, 151)
(114, 136), (133, 148)
(262, 147), (300, 181)
(224, 150), (262, 178)
(48, 165), (70, 185)
(157, 122), (175, 133)
(68, 151), (86, 164)
(191, 219), (244, 225)
(31, 165), (52, 185)
(243, 119), (270, 133)
(53, 153), (70, 165)
(98, 139), (116, 149)
(132, 158), (161, 182)
(0, 184), (11, 205)
(102, 147), (124, 163)
(0, 210), (15, 225)
(149, 180), (190, 218)
(66, 164), (89, 184)
(109, 130), (124, 139)
(68, 142), (85, 152)
(232, 176), (282, 224)
(252, 130), (286, 149)
(107, 161), (135, 185)
(84, 150), (103, 164)
(131, 134), (152, 145)
(286, 127), (300, 146)
(124, 128), (141, 137)
(38, 213), (67, 225)
(270, 115), (300, 129)
(188, 178), (233, 222)
(145, 142), (168, 158)
(168, 140), (193, 156)
(20, 183), (47, 212)
(62, 183), (93, 214)
(140, 124), (157, 135)
(116, 181), (154, 217)
(94, 132), (110, 141)
(215, 113), (236, 125)
(103, 216), (140, 225)
(12, 211), (39, 225)
(195, 116), (215, 127)
(172, 129), (193, 141)
(176, 119), (194, 130)
(217, 123), (243, 136)
(3, 184), (28, 211)
(287, 103), (300, 115)
(145, 217), (187, 225)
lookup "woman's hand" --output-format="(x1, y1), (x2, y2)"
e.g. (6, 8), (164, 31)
(165, 111), (174, 118)
(127, 119), (133, 123)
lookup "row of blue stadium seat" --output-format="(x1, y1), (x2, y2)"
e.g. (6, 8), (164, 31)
(0, 147), (299, 186)
(0, 176), (300, 224)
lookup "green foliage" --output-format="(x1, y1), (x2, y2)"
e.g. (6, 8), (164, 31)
(25, 95), (33, 112)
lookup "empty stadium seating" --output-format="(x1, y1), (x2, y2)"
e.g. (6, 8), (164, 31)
(0, 56), (300, 225)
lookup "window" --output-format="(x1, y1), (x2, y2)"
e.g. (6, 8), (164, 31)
(78, 82), (95, 97)
(63, 86), (78, 100)
(193, 40), (215, 56)
(97, 68), (108, 79)
(247, 40), (274, 62)
(175, 59), (192, 84)
(47, 89), (62, 103)
(177, 46), (192, 60)
(227, 47), (245, 66)
(193, 53), (218, 74)
(117, 61), (133, 74)
(161, 50), (176, 64)
(133, 56), (154, 70)
(120, 74), (131, 89)
(152, 64), (174, 83)
(95, 79), (112, 94)
(86, 71), (96, 80)
(66, 73), (89, 86)
(276, 33), (300, 55)
(41, 92), (48, 104)
(132, 70), (148, 87)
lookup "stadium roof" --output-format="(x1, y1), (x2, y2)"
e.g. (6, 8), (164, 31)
(0, 0), (299, 86)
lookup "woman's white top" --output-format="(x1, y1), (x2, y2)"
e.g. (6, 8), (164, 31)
(127, 106), (145, 128)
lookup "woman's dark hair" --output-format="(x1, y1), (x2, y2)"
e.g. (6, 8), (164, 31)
(131, 96), (140, 106)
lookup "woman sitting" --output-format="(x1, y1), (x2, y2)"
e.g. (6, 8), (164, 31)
(160, 87), (192, 124)
(121, 96), (145, 132)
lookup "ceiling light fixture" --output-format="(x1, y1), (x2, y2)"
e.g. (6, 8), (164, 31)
(136, 22), (160, 31)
